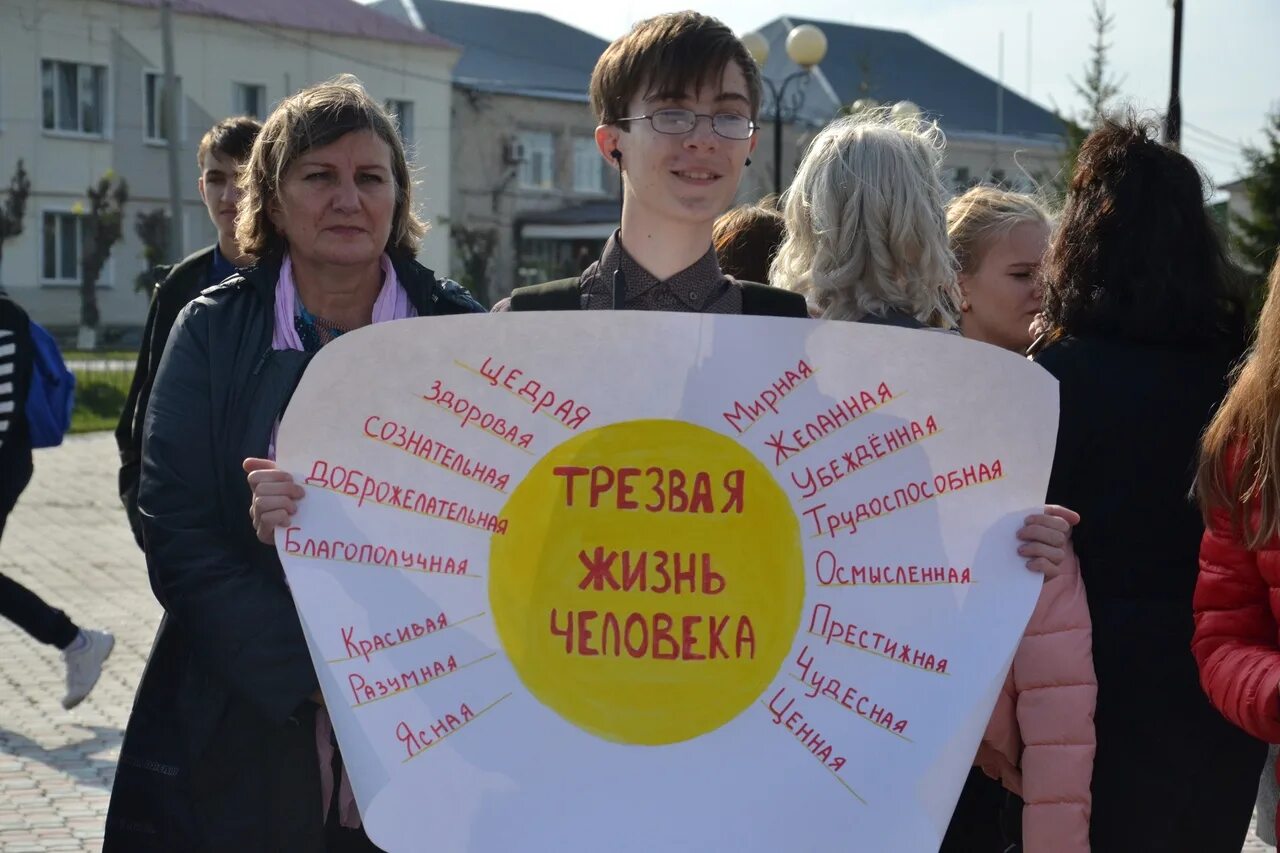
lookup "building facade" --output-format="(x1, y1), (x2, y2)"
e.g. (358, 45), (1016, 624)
(0, 0), (458, 333)
(374, 0), (615, 305)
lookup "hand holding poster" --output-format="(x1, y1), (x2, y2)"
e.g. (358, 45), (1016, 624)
(275, 312), (1058, 852)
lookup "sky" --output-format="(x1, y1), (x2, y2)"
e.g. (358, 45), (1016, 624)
(394, 0), (1279, 189)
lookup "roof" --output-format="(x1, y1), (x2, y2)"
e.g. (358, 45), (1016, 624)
(111, 0), (455, 51)
(372, 0), (607, 100)
(755, 16), (1064, 141)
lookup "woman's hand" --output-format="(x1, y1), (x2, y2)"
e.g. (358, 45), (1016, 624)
(244, 458), (305, 545)
(1017, 505), (1081, 578)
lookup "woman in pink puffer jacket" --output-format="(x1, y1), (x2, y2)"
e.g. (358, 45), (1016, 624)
(942, 543), (1096, 851)
(942, 187), (1098, 851)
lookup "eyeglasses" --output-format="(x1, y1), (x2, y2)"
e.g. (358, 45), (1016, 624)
(616, 109), (757, 141)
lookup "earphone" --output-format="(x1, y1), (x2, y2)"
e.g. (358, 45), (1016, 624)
(610, 149), (625, 309)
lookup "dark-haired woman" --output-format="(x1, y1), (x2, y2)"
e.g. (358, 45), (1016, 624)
(1031, 118), (1262, 851)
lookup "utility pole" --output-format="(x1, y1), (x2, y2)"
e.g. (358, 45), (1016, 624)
(1164, 0), (1184, 147)
(161, 0), (185, 260)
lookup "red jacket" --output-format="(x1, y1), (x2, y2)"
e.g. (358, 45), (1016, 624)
(1193, 453), (1280, 841)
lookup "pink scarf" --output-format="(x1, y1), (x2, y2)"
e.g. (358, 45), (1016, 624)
(272, 253), (414, 350)
(271, 252), (416, 830)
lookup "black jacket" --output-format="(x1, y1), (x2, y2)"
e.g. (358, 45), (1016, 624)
(115, 247), (216, 548)
(104, 253), (485, 852)
(1035, 334), (1264, 852)
(0, 294), (33, 517)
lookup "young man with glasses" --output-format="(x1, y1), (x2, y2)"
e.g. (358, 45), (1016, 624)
(498, 11), (808, 317)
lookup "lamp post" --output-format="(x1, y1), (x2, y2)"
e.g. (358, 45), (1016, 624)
(743, 24), (828, 196)
(1164, 0), (1183, 147)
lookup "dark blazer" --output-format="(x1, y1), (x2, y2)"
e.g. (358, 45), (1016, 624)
(115, 247), (216, 548)
(104, 253), (485, 852)
(1034, 334), (1264, 853)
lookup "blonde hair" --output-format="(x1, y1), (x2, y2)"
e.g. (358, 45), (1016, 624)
(1198, 253), (1280, 547)
(771, 110), (957, 327)
(236, 75), (426, 260)
(947, 186), (1052, 274)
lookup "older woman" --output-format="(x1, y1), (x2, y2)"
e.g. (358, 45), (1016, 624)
(946, 186), (1053, 353)
(104, 77), (484, 852)
(1032, 118), (1260, 852)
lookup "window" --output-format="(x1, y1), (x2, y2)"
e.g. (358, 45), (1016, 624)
(518, 131), (555, 190)
(41, 211), (109, 285)
(144, 71), (182, 143)
(572, 137), (604, 193)
(948, 166), (972, 193)
(41, 60), (107, 135)
(234, 83), (267, 120)
(385, 99), (413, 147)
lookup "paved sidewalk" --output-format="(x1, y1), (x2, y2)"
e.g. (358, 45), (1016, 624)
(0, 434), (1274, 851)
(0, 435), (160, 852)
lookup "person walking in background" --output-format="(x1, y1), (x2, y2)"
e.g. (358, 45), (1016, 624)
(712, 198), (785, 285)
(1193, 250), (1280, 846)
(0, 288), (114, 710)
(947, 186), (1053, 353)
(1032, 118), (1261, 852)
(115, 116), (262, 548)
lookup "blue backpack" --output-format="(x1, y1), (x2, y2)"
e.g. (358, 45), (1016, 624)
(25, 320), (75, 448)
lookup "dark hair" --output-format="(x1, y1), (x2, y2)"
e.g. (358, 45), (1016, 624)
(197, 116), (262, 169)
(590, 11), (762, 126)
(713, 200), (785, 283)
(1040, 116), (1246, 346)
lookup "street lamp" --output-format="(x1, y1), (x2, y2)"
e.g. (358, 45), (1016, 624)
(743, 23), (828, 196)
(891, 100), (921, 122)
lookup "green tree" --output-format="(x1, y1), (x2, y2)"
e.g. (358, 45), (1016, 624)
(78, 170), (128, 349)
(451, 224), (498, 304)
(134, 208), (170, 293)
(1234, 109), (1280, 288)
(1053, 0), (1122, 197)
(0, 160), (31, 285)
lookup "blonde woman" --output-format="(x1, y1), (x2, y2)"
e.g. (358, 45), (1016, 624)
(770, 109), (956, 328)
(947, 187), (1052, 352)
(775, 112), (1093, 851)
(1194, 251), (1280, 846)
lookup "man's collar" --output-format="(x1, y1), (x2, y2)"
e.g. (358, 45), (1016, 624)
(598, 230), (723, 300)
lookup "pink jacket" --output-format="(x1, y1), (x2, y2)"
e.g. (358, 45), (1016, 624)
(975, 548), (1097, 852)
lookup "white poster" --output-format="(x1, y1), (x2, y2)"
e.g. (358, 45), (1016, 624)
(275, 312), (1058, 852)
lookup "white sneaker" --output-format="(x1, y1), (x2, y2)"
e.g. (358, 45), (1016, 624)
(62, 629), (115, 710)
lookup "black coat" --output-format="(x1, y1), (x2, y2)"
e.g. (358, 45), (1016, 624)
(1035, 334), (1265, 853)
(115, 247), (216, 549)
(104, 254), (485, 852)
(0, 294), (33, 518)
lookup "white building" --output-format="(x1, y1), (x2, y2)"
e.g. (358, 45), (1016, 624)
(0, 0), (459, 334)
